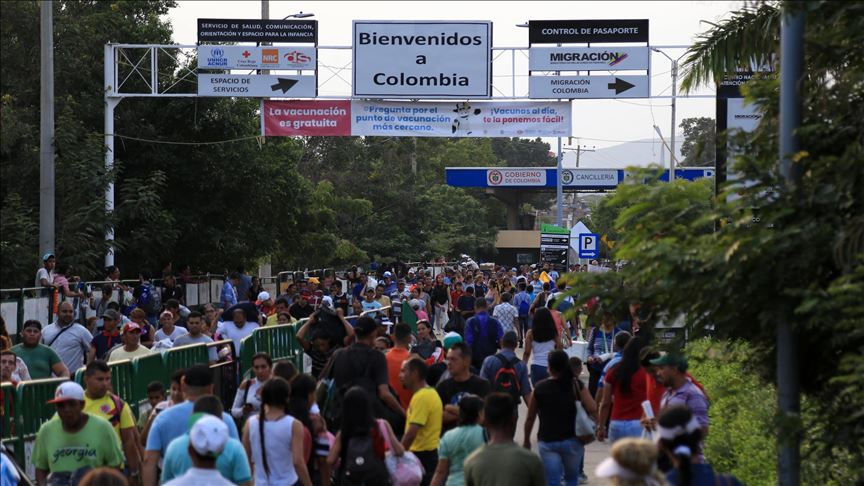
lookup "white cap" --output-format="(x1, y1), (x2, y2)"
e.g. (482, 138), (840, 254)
(189, 415), (229, 457)
(321, 296), (334, 309)
(595, 457), (644, 481)
(383, 271), (392, 278)
(257, 291), (271, 302)
(47, 381), (85, 404)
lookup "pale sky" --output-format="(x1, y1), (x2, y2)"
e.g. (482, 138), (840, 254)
(165, 1), (742, 166)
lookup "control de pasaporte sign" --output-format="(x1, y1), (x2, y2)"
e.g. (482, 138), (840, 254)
(353, 21), (492, 98)
(528, 19), (649, 44)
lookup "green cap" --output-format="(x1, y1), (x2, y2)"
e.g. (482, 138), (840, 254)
(649, 354), (688, 371)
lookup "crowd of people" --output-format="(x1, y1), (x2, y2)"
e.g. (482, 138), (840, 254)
(0, 256), (743, 486)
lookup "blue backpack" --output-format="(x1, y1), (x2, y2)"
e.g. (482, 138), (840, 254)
(137, 283), (161, 315)
(517, 292), (531, 316)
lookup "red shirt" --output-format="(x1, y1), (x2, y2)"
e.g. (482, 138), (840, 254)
(605, 367), (649, 420)
(385, 347), (413, 408)
(450, 289), (463, 309)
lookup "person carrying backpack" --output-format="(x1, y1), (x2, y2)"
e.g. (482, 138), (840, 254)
(133, 269), (162, 326)
(480, 331), (533, 410)
(464, 299), (504, 370)
(327, 386), (405, 486)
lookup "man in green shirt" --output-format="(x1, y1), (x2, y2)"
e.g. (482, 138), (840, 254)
(463, 393), (545, 486)
(10, 320), (70, 379)
(32, 381), (125, 484)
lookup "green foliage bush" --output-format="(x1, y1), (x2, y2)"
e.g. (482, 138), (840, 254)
(686, 339), (777, 485)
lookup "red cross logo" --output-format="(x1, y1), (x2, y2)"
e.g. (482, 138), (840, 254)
(242, 50), (251, 58)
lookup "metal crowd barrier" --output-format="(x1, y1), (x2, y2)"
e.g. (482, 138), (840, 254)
(239, 323), (304, 378)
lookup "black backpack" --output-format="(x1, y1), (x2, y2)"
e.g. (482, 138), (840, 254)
(491, 354), (521, 400)
(342, 433), (390, 485)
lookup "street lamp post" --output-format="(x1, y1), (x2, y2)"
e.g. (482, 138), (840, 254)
(652, 48), (687, 181)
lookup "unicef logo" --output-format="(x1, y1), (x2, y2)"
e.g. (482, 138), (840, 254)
(488, 170), (503, 186)
(562, 170), (574, 185)
(212, 48), (224, 58)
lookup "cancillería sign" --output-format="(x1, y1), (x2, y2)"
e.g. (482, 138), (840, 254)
(530, 75), (649, 99)
(198, 74), (316, 98)
(528, 19), (649, 44)
(198, 45), (317, 70)
(529, 46), (649, 72)
(352, 21), (492, 98)
(197, 18), (317, 43)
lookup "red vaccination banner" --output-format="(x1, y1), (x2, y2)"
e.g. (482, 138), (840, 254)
(262, 100), (351, 136)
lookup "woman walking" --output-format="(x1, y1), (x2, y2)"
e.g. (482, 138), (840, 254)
(523, 350), (588, 486)
(242, 377), (313, 486)
(597, 337), (649, 443)
(523, 307), (561, 385)
(327, 386), (404, 485)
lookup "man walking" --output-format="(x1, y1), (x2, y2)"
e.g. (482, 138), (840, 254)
(143, 364), (239, 486)
(82, 360), (141, 483)
(11, 320), (70, 379)
(108, 322), (152, 362)
(462, 393), (545, 486)
(437, 343), (491, 430)
(42, 301), (92, 373)
(386, 323), (414, 409)
(172, 311), (218, 363)
(464, 300), (503, 370)
(400, 358), (443, 486)
(32, 382), (125, 485)
(480, 331), (532, 409)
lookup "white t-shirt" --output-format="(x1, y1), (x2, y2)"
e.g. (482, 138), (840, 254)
(163, 467), (234, 486)
(35, 268), (53, 288)
(155, 326), (187, 343)
(216, 321), (259, 357)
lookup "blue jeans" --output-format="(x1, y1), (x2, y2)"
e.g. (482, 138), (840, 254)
(530, 364), (549, 385)
(609, 419), (643, 443)
(539, 438), (583, 486)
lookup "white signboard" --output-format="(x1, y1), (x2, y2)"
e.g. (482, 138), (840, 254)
(569, 221), (592, 252)
(353, 21), (492, 98)
(487, 168), (547, 187)
(198, 74), (316, 98)
(726, 97), (762, 200)
(530, 75), (649, 99)
(562, 169), (619, 187)
(198, 45), (317, 70)
(350, 100), (571, 137)
(529, 46), (649, 71)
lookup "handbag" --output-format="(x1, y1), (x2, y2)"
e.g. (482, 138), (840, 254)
(574, 387), (596, 444)
(377, 419), (424, 486)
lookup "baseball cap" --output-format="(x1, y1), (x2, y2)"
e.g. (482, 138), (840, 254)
(383, 271), (392, 278)
(188, 414), (229, 458)
(159, 310), (173, 319)
(308, 277), (320, 285)
(321, 296), (334, 309)
(257, 291), (270, 302)
(42, 252), (55, 262)
(364, 287), (375, 294)
(649, 354), (688, 371)
(101, 309), (121, 321)
(47, 381), (85, 404)
(443, 332), (463, 350)
(122, 322), (142, 334)
(397, 278), (406, 284)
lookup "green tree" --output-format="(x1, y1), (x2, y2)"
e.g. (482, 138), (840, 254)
(565, 1), (864, 478)
(679, 117), (716, 166)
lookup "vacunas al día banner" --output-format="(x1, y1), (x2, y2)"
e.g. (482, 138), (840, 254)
(262, 100), (572, 138)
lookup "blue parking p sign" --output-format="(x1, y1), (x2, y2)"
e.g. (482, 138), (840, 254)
(578, 233), (600, 259)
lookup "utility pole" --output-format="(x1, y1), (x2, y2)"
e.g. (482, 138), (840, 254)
(574, 144), (595, 168)
(669, 59), (679, 181)
(39, 0), (55, 258)
(260, 1), (270, 75)
(777, 7), (804, 486)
